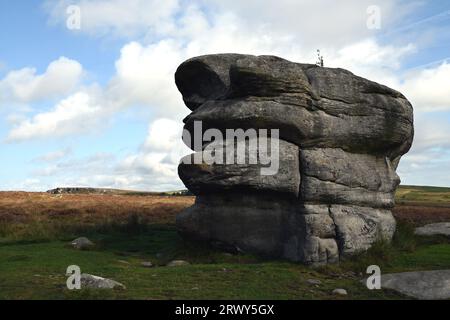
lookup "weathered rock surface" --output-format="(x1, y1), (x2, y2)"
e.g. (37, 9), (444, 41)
(178, 193), (300, 256)
(306, 279), (322, 285)
(329, 205), (396, 256)
(179, 137), (300, 197)
(380, 270), (450, 300)
(70, 237), (94, 250)
(80, 274), (126, 290)
(332, 288), (348, 296)
(141, 261), (154, 268)
(175, 54), (414, 265)
(179, 55), (413, 158)
(415, 222), (450, 237)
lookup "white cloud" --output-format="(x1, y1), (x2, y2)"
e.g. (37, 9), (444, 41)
(327, 39), (417, 85)
(104, 6), (418, 119)
(0, 57), (83, 103)
(205, 0), (407, 47)
(6, 90), (104, 142)
(30, 1), (419, 142)
(34, 148), (72, 162)
(143, 118), (182, 152)
(2, 40), (190, 142)
(107, 40), (186, 117)
(116, 118), (189, 188)
(44, 0), (415, 46)
(4, 39), (190, 142)
(402, 112), (450, 154)
(5, 0), (448, 190)
(19, 178), (43, 192)
(400, 62), (450, 111)
(396, 111), (450, 186)
(3, 35), (418, 143)
(44, 0), (180, 37)
(28, 118), (188, 191)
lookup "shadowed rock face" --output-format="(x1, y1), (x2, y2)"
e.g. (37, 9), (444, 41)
(175, 54), (414, 265)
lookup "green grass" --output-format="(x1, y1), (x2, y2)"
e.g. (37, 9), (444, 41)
(399, 185), (450, 193)
(0, 220), (448, 300)
(0, 188), (449, 300)
(396, 185), (450, 205)
(331, 223), (450, 275)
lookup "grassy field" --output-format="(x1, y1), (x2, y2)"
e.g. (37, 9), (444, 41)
(0, 186), (449, 300)
(396, 185), (450, 205)
(394, 185), (450, 227)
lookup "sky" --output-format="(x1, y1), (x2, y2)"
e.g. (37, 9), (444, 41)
(0, 0), (449, 191)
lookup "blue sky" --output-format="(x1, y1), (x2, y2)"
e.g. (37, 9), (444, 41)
(0, 0), (449, 191)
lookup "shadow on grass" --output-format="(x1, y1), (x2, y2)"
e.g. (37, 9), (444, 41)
(1, 211), (265, 268)
(1, 212), (448, 299)
(1, 214), (448, 269)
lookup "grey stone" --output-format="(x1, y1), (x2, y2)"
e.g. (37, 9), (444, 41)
(380, 270), (450, 300)
(80, 274), (126, 290)
(141, 261), (154, 268)
(283, 206), (340, 265)
(300, 213), (336, 239)
(166, 260), (190, 267)
(306, 279), (322, 285)
(301, 236), (340, 265)
(300, 148), (400, 208)
(415, 223), (450, 237)
(300, 148), (400, 192)
(329, 205), (396, 257)
(301, 176), (396, 209)
(174, 54), (414, 265)
(180, 55), (413, 158)
(70, 237), (94, 250)
(332, 288), (348, 296)
(179, 137), (300, 197)
(177, 194), (298, 256)
(175, 54), (246, 110)
(183, 99), (412, 158)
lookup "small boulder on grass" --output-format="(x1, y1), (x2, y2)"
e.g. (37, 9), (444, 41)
(415, 223), (450, 237)
(141, 261), (153, 268)
(80, 274), (126, 290)
(332, 288), (348, 296)
(70, 237), (94, 250)
(166, 260), (190, 267)
(306, 279), (322, 285)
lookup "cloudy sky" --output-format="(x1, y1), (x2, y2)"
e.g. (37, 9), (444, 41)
(0, 0), (449, 191)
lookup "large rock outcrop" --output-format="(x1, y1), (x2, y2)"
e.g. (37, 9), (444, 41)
(175, 54), (414, 265)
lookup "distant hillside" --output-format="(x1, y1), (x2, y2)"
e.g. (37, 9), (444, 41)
(396, 185), (450, 206)
(46, 187), (193, 196)
(45, 186), (450, 204)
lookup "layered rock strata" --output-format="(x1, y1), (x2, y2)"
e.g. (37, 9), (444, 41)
(175, 54), (414, 265)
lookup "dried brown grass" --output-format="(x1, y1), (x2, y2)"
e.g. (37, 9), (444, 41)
(1, 191), (448, 235)
(393, 204), (450, 226)
(0, 192), (194, 223)
(0, 192), (194, 240)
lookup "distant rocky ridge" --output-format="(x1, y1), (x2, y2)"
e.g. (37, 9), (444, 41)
(46, 187), (192, 196)
(175, 54), (414, 265)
